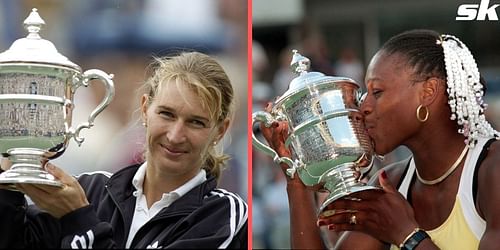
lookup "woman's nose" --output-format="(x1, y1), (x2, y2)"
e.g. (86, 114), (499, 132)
(167, 122), (187, 144)
(359, 95), (372, 116)
(350, 110), (364, 122)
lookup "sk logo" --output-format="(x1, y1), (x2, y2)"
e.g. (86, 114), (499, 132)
(456, 0), (500, 20)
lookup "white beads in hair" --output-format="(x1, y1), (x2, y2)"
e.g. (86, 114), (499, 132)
(440, 34), (500, 147)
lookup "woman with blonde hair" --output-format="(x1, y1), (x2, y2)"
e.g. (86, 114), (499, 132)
(0, 51), (248, 249)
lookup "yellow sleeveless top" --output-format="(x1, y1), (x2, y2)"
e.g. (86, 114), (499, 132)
(390, 137), (490, 250)
(425, 200), (478, 249)
(390, 198), (479, 249)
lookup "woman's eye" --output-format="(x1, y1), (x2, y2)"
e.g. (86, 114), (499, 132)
(191, 120), (207, 128)
(373, 89), (383, 98)
(159, 111), (174, 118)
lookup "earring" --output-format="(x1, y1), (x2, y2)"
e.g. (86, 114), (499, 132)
(416, 105), (429, 122)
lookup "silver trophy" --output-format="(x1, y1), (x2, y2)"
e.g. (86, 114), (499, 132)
(0, 8), (115, 188)
(253, 50), (379, 215)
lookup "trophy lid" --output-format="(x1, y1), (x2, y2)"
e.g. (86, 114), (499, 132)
(276, 50), (358, 103)
(0, 8), (81, 71)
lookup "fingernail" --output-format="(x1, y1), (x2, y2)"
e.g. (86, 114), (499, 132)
(321, 209), (336, 217)
(381, 170), (387, 179)
(328, 224), (336, 231)
(45, 163), (54, 170)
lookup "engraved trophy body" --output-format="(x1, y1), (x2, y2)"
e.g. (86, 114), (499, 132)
(0, 9), (115, 188)
(253, 50), (379, 215)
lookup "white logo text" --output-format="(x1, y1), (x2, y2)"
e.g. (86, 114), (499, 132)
(456, 0), (499, 20)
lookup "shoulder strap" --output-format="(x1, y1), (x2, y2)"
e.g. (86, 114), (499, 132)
(396, 158), (412, 189)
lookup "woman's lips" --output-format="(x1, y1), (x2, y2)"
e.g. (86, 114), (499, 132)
(366, 127), (374, 134)
(365, 124), (375, 138)
(160, 144), (187, 157)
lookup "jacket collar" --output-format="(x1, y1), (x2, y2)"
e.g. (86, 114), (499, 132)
(105, 163), (217, 216)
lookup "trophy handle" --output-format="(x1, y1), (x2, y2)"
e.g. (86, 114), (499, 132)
(252, 111), (298, 178)
(71, 69), (115, 146)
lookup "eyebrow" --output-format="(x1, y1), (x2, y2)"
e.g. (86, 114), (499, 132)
(366, 77), (382, 82)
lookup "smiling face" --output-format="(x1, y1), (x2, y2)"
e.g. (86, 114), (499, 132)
(141, 80), (228, 181)
(361, 51), (423, 155)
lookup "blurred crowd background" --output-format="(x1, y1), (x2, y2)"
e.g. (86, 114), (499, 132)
(252, 0), (500, 248)
(0, 0), (248, 200)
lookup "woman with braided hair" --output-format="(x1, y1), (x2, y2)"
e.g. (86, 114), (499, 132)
(260, 29), (500, 249)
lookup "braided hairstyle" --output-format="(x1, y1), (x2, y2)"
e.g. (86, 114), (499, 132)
(381, 29), (446, 81)
(380, 29), (499, 147)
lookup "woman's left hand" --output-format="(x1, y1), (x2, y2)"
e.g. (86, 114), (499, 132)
(16, 162), (89, 218)
(317, 170), (419, 245)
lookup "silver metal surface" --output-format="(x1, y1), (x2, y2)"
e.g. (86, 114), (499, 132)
(252, 50), (379, 215)
(0, 9), (115, 189)
(0, 8), (80, 70)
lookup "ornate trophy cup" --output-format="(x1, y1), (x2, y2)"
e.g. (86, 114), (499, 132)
(253, 50), (379, 215)
(0, 8), (115, 188)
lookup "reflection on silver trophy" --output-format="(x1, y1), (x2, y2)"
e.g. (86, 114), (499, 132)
(0, 9), (115, 188)
(252, 50), (379, 215)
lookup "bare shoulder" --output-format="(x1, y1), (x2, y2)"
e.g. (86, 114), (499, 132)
(477, 139), (500, 220)
(482, 139), (500, 164)
(478, 140), (500, 185)
(367, 156), (412, 187)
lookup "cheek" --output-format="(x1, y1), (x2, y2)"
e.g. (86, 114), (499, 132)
(145, 130), (156, 155)
(194, 133), (215, 151)
(374, 116), (400, 153)
(147, 124), (162, 140)
(376, 109), (418, 151)
(145, 122), (167, 147)
(193, 130), (218, 152)
(371, 100), (413, 151)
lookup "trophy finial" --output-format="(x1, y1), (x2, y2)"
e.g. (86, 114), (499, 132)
(290, 49), (311, 76)
(0, 7), (80, 70)
(23, 8), (45, 39)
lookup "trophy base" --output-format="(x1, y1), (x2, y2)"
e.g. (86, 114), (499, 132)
(0, 149), (63, 191)
(0, 168), (62, 187)
(318, 184), (381, 216)
(317, 162), (381, 216)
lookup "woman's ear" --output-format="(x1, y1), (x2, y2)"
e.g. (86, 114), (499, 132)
(420, 77), (445, 106)
(141, 94), (149, 122)
(215, 118), (231, 142)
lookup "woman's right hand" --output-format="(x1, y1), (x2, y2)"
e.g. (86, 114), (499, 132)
(260, 102), (289, 154)
(258, 102), (307, 187)
(259, 103), (292, 169)
(0, 157), (12, 171)
(16, 162), (89, 218)
(0, 158), (16, 191)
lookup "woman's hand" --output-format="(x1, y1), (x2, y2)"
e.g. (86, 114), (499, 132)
(0, 157), (12, 171)
(259, 102), (293, 171)
(317, 170), (419, 245)
(0, 158), (18, 191)
(16, 162), (89, 218)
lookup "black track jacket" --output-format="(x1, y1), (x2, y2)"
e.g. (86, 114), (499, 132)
(0, 164), (248, 248)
